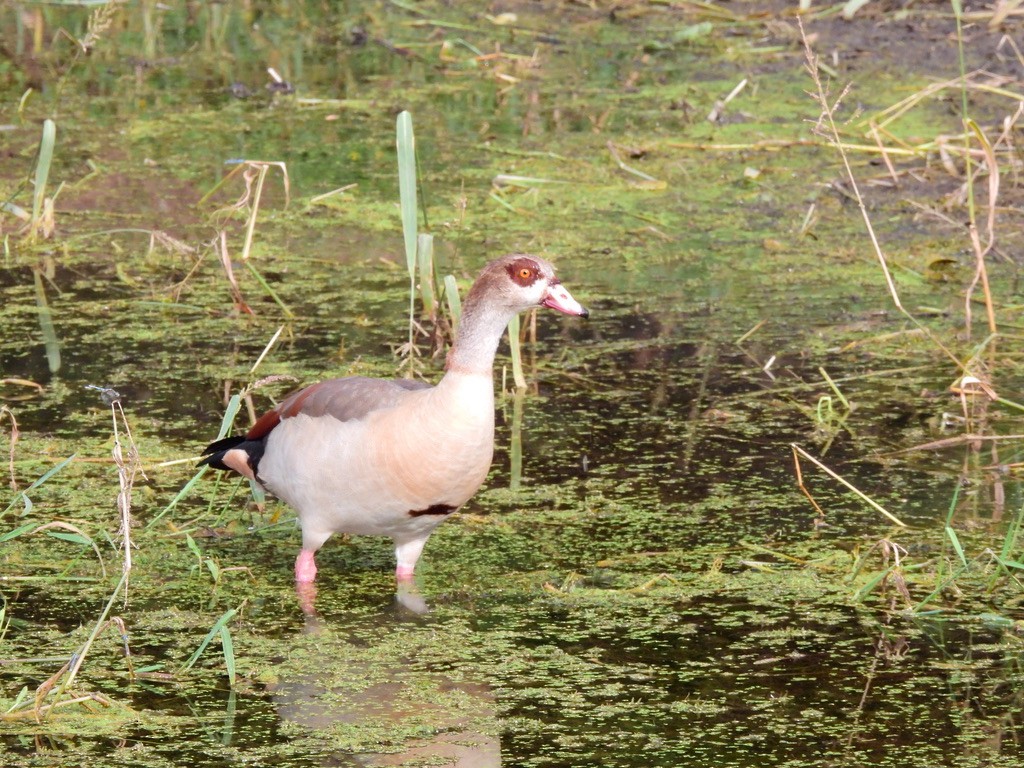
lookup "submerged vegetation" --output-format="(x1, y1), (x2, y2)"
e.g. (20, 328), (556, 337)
(1, 1), (1023, 766)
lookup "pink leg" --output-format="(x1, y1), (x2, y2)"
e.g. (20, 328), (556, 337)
(295, 580), (318, 616)
(394, 537), (427, 583)
(295, 549), (318, 583)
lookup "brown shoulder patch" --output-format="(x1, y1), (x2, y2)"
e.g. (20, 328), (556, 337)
(246, 408), (281, 441)
(279, 383), (323, 419)
(246, 381), (328, 440)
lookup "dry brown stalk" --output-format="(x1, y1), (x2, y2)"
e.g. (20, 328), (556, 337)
(78, 0), (129, 53)
(802, 37), (901, 309)
(864, 71), (1021, 134)
(217, 231), (255, 315)
(665, 139), (815, 152)
(964, 120), (1000, 339)
(867, 121), (899, 185)
(1, 612), (134, 722)
(890, 432), (1024, 455)
(110, 397), (142, 582)
(799, 18), (962, 370)
(791, 443), (907, 528)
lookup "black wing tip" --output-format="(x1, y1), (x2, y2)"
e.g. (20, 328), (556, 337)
(197, 435), (266, 478)
(196, 454), (221, 470)
(197, 435), (247, 470)
(201, 435), (246, 456)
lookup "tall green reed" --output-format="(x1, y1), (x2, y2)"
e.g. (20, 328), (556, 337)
(397, 111), (419, 355)
(395, 110), (525, 383)
(29, 118), (56, 239)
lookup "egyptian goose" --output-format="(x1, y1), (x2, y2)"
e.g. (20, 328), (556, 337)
(199, 254), (588, 584)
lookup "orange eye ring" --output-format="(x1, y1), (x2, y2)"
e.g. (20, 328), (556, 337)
(518, 268), (533, 279)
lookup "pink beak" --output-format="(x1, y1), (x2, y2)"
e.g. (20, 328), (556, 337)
(542, 282), (589, 318)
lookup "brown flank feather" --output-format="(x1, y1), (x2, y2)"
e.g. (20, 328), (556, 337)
(408, 503), (456, 517)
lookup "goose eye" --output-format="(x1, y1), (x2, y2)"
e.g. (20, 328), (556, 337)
(518, 268), (533, 280)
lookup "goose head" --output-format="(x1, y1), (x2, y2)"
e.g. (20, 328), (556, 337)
(464, 253), (589, 319)
(447, 254), (588, 374)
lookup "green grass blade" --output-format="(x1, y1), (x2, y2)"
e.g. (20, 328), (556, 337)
(939, 481), (963, 582)
(205, 559), (221, 581)
(988, 497), (1022, 592)
(3, 453), (76, 518)
(198, 163), (245, 206)
(951, 0), (973, 220)
(998, 500), (1023, 563)
(396, 111), (418, 278)
(945, 525), (968, 567)
(46, 531), (92, 546)
(219, 625), (236, 687)
(25, 453), (76, 492)
(31, 118), (56, 228)
(416, 233), (435, 316)
(182, 607), (238, 673)
(150, 393), (243, 530)
(214, 393), (244, 440)
(4, 686), (29, 715)
(249, 477), (265, 505)
(852, 566), (893, 603)
(818, 367), (850, 410)
(443, 274), (462, 333)
(150, 467), (208, 531)
(913, 564), (969, 612)
(244, 260), (294, 318)
(185, 532), (203, 561)
(51, 569), (129, 699)
(0, 522), (37, 542)
(397, 111), (418, 348)
(488, 191), (517, 212)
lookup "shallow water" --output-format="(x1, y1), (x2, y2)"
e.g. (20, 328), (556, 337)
(2, 2), (1023, 766)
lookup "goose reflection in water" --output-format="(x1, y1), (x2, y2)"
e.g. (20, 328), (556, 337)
(270, 590), (500, 768)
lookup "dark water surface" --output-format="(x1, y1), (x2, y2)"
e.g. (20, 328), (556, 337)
(1, 3), (1022, 766)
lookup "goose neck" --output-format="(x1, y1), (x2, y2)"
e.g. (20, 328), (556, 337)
(445, 298), (513, 376)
